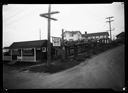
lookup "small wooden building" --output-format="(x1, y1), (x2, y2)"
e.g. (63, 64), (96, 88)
(3, 40), (54, 62)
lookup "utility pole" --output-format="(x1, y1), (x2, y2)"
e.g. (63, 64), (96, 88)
(39, 28), (41, 40)
(106, 16), (114, 40)
(40, 4), (59, 66)
(61, 29), (65, 60)
(47, 4), (51, 65)
(62, 29), (64, 46)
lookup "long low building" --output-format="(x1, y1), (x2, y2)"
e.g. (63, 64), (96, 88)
(3, 40), (55, 62)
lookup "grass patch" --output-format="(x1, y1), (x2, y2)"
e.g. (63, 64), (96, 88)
(3, 61), (42, 71)
(22, 55), (86, 74)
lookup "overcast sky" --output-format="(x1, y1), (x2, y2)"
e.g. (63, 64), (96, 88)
(3, 2), (124, 47)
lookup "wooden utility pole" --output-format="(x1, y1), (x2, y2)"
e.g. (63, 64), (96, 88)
(39, 28), (41, 40)
(61, 29), (65, 60)
(47, 4), (51, 65)
(62, 29), (64, 46)
(106, 16), (114, 40)
(40, 4), (59, 65)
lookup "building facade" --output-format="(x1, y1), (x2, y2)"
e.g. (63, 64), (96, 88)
(116, 32), (125, 43)
(3, 40), (55, 62)
(63, 31), (82, 41)
(82, 32), (110, 43)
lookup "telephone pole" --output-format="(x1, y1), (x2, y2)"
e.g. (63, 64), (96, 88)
(39, 28), (41, 40)
(40, 4), (59, 66)
(106, 16), (114, 40)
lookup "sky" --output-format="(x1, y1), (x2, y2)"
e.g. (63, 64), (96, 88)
(2, 2), (124, 47)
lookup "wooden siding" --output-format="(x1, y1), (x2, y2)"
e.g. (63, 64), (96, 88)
(22, 56), (36, 62)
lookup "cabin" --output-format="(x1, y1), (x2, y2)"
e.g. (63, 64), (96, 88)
(3, 40), (55, 62)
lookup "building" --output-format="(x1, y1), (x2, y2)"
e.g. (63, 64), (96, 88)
(63, 31), (82, 41)
(116, 32), (125, 40)
(82, 31), (110, 43)
(116, 32), (125, 43)
(3, 40), (55, 62)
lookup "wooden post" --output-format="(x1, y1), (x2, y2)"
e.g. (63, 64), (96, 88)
(11, 49), (12, 61)
(47, 4), (51, 65)
(34, 48), (36, 62)
(61, 29), (65, 60)
(65, 46), (67, 59)
(21, 48), (23, 61)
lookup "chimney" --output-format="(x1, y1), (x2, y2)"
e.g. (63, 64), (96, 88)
(62, 29), (64, 39)
(85, 31), (87, 35)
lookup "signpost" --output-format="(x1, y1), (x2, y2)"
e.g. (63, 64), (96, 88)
(40, 4), (59, 65)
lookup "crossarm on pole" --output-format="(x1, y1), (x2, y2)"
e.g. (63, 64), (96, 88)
(40, 11), (59, 16)
(40, 14), (57, 21)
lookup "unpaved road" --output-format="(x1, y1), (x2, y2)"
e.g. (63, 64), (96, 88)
(3, 45), (125, 90)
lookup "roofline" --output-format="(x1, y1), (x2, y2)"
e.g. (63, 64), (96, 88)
(116, 32), (125, 37)
(12, 39), (48, 43)
(63, 31), (82, 34)
(87, 32), (109, 34)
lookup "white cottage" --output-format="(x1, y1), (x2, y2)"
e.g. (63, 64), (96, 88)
(63, 31), (82, 41)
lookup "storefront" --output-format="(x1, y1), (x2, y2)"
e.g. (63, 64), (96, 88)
(3, 40), (51, 62)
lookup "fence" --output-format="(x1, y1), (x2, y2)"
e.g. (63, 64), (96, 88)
(63, 39), (112, 59)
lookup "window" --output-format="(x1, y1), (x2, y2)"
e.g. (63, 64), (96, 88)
(92, 36), (94, 39)
(3, 49), (10, 56)
(78, 33), (81, 37)
(23, 48), (34, 56)
(63, 34), (66, 37)
(96, 36), (99, 38)
(12, 49), (21, 56)
(70, 33), (73, 37)
(42, 47), (46, 52)
(69, 39), (73, 41)
(100, 36), (103, 38)
(36, 48), (40, 50)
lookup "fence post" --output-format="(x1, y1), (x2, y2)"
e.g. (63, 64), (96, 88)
(74, 44), (78, 58)
(65, 46), (67, 59)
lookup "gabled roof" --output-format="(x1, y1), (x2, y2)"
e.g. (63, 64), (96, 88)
(9, 40), (48, 49)
(116, 32), (125, 38)
(64, 31), (82, 35)
(86, 32), (109, 37)
(3, 47), (10, 49)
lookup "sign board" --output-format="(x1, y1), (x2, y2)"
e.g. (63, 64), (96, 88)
(42, 47), (46, 52)
(52, 37), (61, 46)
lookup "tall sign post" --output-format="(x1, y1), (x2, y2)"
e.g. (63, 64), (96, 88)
(40, 4), (59, 65)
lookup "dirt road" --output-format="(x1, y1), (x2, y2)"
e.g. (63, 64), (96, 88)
(3, 45), (125, 90)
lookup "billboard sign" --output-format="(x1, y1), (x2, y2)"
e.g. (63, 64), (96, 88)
(52, 37), (61, 46)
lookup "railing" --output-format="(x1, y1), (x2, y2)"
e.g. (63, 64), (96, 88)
(3, 56), (12, 61)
